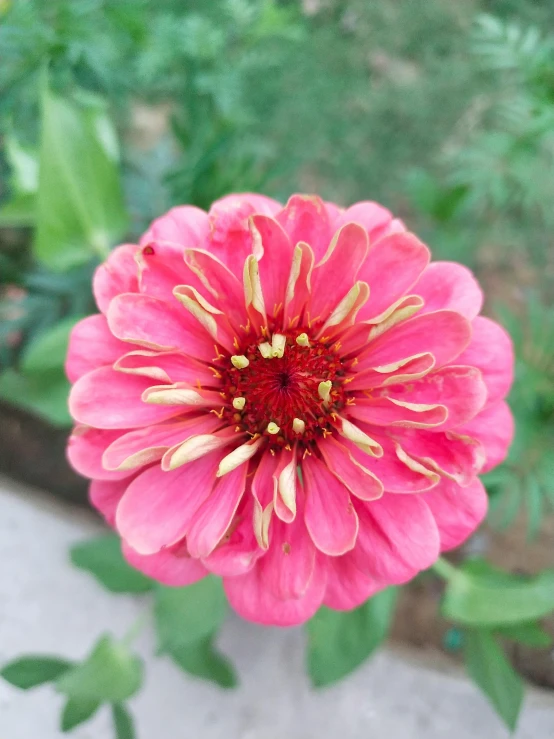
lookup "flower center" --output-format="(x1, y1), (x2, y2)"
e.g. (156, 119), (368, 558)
(220, 331), (348, 449)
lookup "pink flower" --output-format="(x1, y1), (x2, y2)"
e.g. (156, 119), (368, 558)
(66, 193), (514, 626)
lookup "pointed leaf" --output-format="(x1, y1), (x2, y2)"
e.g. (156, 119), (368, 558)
(1, 656), (72, 689)
(154, 577), (227, 654)
(306, 588), (397, 687)
(61, 695), (101, 732)
(70, 534), (153, 594)
(56, 636), (143, 703)
(170, 638), (237, 689)
(464, 628), (524, 731)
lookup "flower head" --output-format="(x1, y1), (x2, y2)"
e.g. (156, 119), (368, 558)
(66, 193), (514, 626)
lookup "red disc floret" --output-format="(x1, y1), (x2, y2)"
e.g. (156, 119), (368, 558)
(219, 331), (348, 449)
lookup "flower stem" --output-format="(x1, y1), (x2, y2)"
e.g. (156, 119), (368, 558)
(431, 556), (459, 582)
(120, 609), (150, 648)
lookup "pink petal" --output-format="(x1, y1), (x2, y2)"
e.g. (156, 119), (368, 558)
(114, 350), (217, 386)
(283, 241), (315, 328)
(354, 310), (472, 380)
(352, 494), (440, 584)
(272, 446), (297, 523)
(323, 553), (383, 610)
(66, 314), (127, 383)
(251, 215), (294, 320)
(263, 501), (317, 600)
(223, 553), (327, 626)
(397, 429), (485, 487)
(184, 248), (248, 330)
(140, 205), (210, 248)
(348, 396), (447, 429)
(354, 365), (488, 430)
(422, 477), (488, 552)
(207, 194), (281, 277)
(67, 426), (131, 480)
(93, 244), (139, 313)
(276, 195), (333, 263)
(89, 478), (131, 526)
(302, 455), (359, 556)
(102, 415), (221, 471)
(458, 400), (514, 472)
(116, 452), (221, 555)
(317, 435), (384, 501)
(455, 316), (514, 404)
(201, 498), (263, 577)
(310, 223), (369, 324)
(123, 540), (208, 586)
(342, 432), (440, 493)
(107, 293), (214, 360)
(332, 201), (395, 243)
(186, 464), (248, 559)
(69, 366), (183, 429)
(412, 262), (483, 319)
(137, 241), (205, 303)
(356, 231), (430, 321)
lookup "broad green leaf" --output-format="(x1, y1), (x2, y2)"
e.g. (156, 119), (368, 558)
(0, 369), (71, 426)
(464, 629), (524, 731)
(56, 636), (143, 703)
(170, 638), (237, 689)
(22, 316), (84, 375)
(1, 656), (72, 689)
(0, 136), (37, 226)
(154, 577), (227, 654)
(497, 621), (553, 648)
(70, 534), (153, 594)
(112, 704), (136, 739)
(61, 695), (101, 732)
(442, 560), (554, 626)
(35, 86), (128, 271)
(306, 588), (398, 687)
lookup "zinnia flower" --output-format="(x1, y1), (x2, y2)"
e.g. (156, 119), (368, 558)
(66, 193), (514, 626)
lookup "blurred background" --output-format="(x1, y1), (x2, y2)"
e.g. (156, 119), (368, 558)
(0, 0), (553, 699)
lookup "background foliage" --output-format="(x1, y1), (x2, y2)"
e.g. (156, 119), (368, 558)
(1, 0), (553, 734)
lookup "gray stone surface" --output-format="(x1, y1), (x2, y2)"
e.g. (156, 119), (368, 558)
(0, 478), (553, 739)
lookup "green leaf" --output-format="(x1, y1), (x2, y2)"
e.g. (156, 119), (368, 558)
(1, 656), (72, 689)
(56, 636), (143, 703)
(154, 577), (227, 654)
(61, 695), (101, 732)
(112, 704), (136, 739)
(22, 316), (84, 375)
(306, 588), (398, 687)
(464, 629), (524, 731)
(497, 621), (553, 648)
(70, 534), (153, 594)
(442, 560), (554, 626)
(34, 86), (128, 271)
(0, 368), (71, 427)
(170, 638), (237, 689)
(0, 136), (37, 226)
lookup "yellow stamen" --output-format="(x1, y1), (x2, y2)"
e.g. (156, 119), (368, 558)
(231, 355), (249, 369)
(233, 397), (246, 410)
(292, 418), (306, 434)
(267, 422), (280, 435)
(318, 380), (332, 404)
(271, 333), (286, 358)
(295, 332), (310, 347)
(258, 342), (272, 358)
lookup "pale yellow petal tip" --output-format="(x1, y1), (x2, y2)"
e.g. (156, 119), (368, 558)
(271, 333), (286, 358)
(267, 422), (281, 435)
(292, 418), (306, 434)
(231, 354), (249, 369)
(318, 380), (332, 403)
(258, 341), (272, 359)
(295, 332), (310, 347)
(232, 397), (246, 410)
